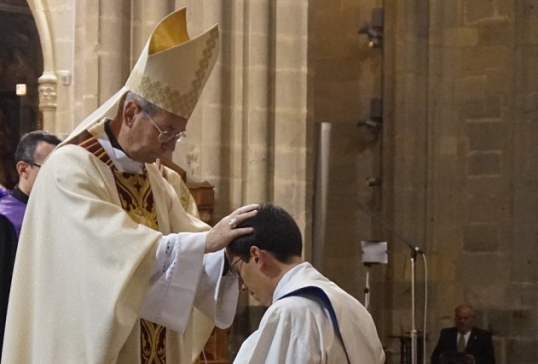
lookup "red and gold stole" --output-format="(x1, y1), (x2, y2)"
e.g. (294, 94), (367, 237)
(70, 131), (167, 364)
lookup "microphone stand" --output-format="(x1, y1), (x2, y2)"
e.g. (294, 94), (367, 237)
(399, 242), (425, 364)
(357, 203), (425, 364)
(364, 263), (371, 310)
(410, 246), (419, 364)
(399, 240), (423, 364)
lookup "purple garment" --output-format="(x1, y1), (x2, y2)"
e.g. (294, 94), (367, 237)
(0, 191), (27, 238)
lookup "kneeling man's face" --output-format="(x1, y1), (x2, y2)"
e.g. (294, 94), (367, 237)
(228, 249), (273, 307)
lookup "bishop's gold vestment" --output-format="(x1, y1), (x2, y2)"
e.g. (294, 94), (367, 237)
(2, 121), (238, 364)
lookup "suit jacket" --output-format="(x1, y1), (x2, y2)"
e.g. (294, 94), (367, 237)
(0, 215), (18, 357)
(431, 327), (495, 364)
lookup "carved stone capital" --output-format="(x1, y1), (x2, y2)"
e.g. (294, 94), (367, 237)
(38, 72), (57, 111)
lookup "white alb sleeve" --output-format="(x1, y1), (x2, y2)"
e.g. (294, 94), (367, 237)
(193, 250), (239, 328)
(139, 232), (206, 333)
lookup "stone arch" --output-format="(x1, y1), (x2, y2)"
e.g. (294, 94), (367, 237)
(25, 0), (57, 131)
(0, 0), (46, 187)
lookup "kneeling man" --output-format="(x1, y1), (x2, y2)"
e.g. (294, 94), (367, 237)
(228, 204), (385, 364)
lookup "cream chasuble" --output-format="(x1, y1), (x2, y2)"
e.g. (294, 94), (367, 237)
(2, 121), (238, 364)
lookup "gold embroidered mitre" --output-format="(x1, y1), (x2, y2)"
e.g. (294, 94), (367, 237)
(126, 8), (219, 119)
(66, 8), (219, 139)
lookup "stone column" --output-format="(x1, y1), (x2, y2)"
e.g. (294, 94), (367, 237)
(98, 1), (131, 102)
(38, 72), (57, 130)
(240, 0), (272, 205)
(272, 0), (311, 256)
(73, 0), (99, 123)
(173, 0), (274, 217)
(189, 0), (226, 208)
(131, 1), (173, 63)
(27, 0), (58, 131)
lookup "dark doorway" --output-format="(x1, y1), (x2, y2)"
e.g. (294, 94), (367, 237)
(0, 0), (43, 189)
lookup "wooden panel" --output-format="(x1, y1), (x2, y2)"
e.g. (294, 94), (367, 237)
(186, 181), (214, 226)
(194, 328), (229, 364)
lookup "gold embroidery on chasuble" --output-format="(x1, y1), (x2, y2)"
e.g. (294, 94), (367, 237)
(178, 180), (191, 210)
(113, 171), (167, 364)
(69, 131), (167, 364)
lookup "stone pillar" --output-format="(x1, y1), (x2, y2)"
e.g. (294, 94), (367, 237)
(74, 0), (99, 123)
(241, 0), (272, 205)
(38, 71), (57, 130)
(72, 0), (130, 124)
(173, 0), (274, 216)
(131, 1), (173, 63)
(273, 0), (311, 256)
(189, 0), (227, 208)
(98, 1), (130, 102)
(27, 0), (58, 131)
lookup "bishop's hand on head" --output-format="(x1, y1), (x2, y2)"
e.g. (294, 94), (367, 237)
(204, 203), (259, 253)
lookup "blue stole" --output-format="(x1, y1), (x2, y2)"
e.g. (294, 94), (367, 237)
(280, 286), (351, 363)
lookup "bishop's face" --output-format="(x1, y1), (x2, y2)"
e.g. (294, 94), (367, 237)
(122, 106), (187, 164)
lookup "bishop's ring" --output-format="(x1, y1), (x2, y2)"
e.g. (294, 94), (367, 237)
(229, 217), (237, 229)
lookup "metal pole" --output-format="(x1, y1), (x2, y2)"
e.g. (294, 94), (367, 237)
(313, 123), (331, 269)
(364, 265), (371, 310)
(410, 249), (418, 364)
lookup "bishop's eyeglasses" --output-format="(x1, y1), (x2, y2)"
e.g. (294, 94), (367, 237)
(143, 111), (187, 143)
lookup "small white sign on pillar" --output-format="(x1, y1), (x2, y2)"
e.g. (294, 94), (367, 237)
(16, 84), (27, 96)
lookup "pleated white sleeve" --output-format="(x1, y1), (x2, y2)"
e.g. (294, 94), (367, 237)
(193, 249), (239, 328)
(139, 232), (239, 333)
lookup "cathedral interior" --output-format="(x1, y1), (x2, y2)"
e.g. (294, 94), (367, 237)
(0, 2), (41, 188)
(1, 0), (538, 363)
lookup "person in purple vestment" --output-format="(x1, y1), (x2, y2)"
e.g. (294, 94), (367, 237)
(0, 130), (61, 355)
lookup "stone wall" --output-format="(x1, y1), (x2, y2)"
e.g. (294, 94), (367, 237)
(23, 0), (538, 362)
(308, 0), (390, 351)
(384, 0), (538, 363)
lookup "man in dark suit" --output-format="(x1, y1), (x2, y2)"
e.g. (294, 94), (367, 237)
(431, 305), (495, 364)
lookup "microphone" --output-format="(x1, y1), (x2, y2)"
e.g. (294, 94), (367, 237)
(356, 202), (424, 255)
(357, 202), (428, 364)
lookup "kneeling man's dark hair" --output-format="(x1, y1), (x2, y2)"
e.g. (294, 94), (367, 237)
(228, 204), (302, 263)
